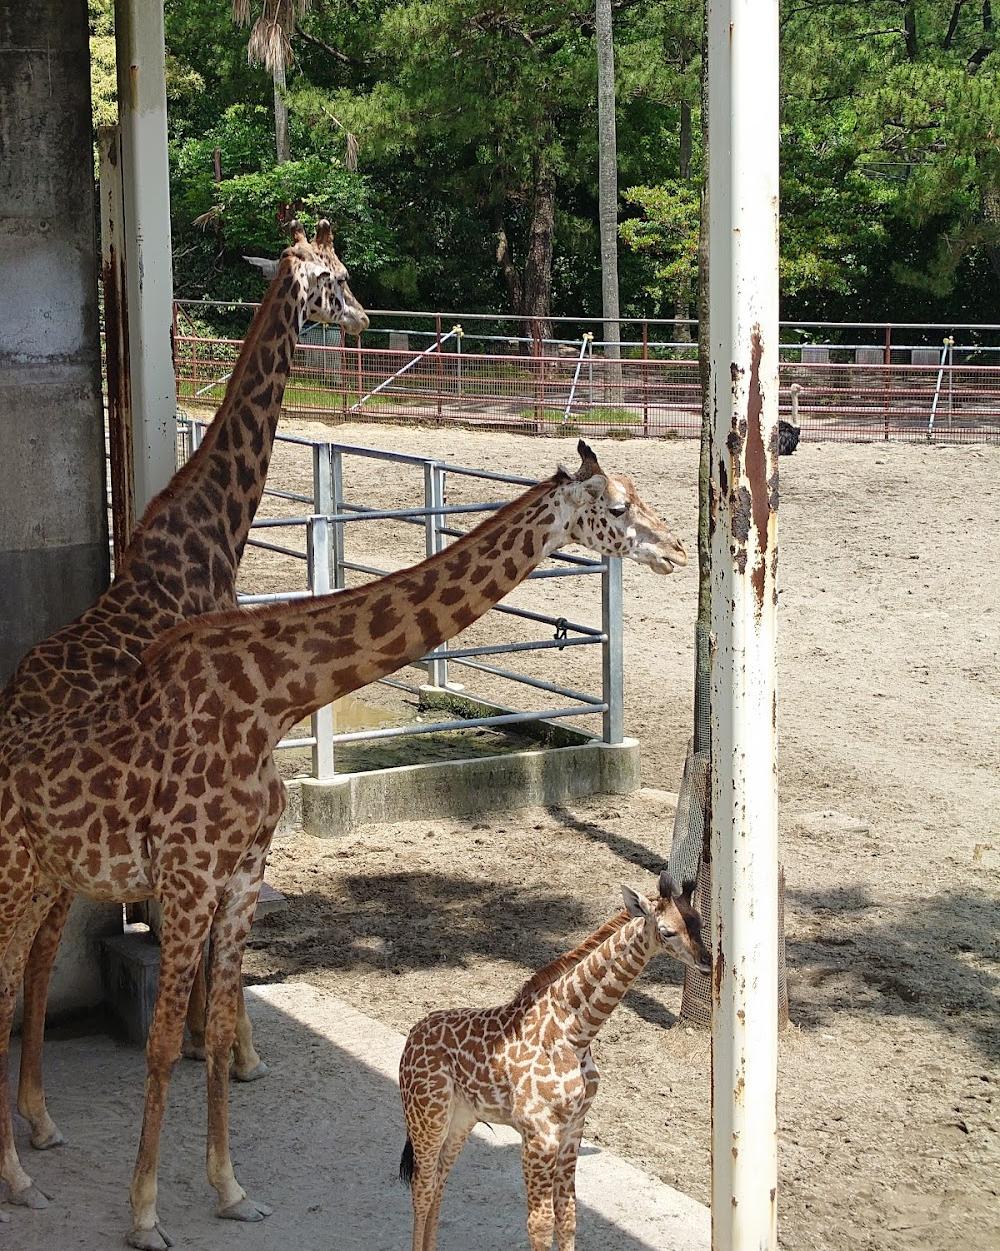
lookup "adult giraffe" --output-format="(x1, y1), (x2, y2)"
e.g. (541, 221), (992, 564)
(0, 440), (685, 1248)
(1, 220), (367, 1158)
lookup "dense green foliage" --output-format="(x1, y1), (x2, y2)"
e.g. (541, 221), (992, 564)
(92, 0), (999, 323)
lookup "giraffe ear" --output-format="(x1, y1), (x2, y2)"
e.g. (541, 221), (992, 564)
(659, 869), (678, 900)
(575, 439), (602, 480)
(622, 885), (653, 919)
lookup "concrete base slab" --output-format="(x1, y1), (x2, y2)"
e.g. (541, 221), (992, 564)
(301, 739), (641, 838)
(6, 981), (709, 1250)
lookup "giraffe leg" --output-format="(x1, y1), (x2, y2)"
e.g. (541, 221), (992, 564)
(15, 887), (74, 1150)
(203, 850), (272, 1221)
(181, 946), (208, 1062)
(128, 901), (216, 1251)
(230, 980), (267, 1082)
(402, 1099), (452, 1251)
(0, 870), (60, 1212)
(552, 1120), (586, 1251)
(182, 951), (265, 1081)
(422, 1107), (476, 1251)
(520, 1124), (561, 1251)
(223, 762), (281, 1086)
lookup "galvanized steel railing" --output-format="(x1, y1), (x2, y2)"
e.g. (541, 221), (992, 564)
(181, 421), (624, 780)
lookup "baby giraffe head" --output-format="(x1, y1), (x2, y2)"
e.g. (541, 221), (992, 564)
(284, 219), (370, 336)
(622, 870), (711, 973)
(557, 440), (687, 574)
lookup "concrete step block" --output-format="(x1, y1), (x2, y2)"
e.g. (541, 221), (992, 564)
(97, 932), (159, 1046)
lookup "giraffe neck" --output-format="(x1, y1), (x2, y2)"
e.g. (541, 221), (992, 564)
(144, 474), (576, 744)
(117, 259), (306, 601)
(543, 916), (655, 1050)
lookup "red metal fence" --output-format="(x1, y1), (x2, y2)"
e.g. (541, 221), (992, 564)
(173, 303), (1000, 444)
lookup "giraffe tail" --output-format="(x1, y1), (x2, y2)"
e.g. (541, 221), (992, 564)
(398, 1136), (415, 1186)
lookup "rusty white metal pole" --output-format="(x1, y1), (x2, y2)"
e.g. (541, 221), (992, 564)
(114, 0), (177, 512)
(707, 0), (780, 1247)
(98, 125), (135, 562)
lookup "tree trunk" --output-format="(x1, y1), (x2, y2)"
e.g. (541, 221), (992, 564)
(679, 97), (693, 180)
(674, 77), (694, 343)
(273, 60), (290, 164)
(903, 0), (918, 59)
(596, 0), (623, 394)
(496, 221), (524, 315)
(980, 179), (1000, 281)
(521, 158), (556, 344)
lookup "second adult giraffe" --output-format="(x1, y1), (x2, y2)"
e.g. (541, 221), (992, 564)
(0, 440), (685, 1248)
(0, 220), (367, 1158)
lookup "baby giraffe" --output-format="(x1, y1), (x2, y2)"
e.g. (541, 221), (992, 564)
(398, 870), (711, 1251)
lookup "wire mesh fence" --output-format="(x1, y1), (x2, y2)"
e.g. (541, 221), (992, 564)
(173, 302), (1000, 444)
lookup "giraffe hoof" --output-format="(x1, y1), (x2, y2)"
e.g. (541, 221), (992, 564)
(126, 1222), (173, 1250)
(8, 1182), (50, 1209)
(232, 1059), (269, 1083)
(30, 1124), (66, 1151)
(218, 1197), (273, 1222)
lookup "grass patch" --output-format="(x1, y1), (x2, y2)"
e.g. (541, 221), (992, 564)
(516, 405), (643, 428)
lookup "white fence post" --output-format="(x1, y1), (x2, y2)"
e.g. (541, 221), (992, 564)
(308, 515), (336, 779)
(601, 556), (624, 744)
(423, 463), (448, 688)
(707, 0), (781, 1247)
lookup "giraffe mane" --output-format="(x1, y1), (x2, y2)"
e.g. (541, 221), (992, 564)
(514, 909), (631, 1002)
(116, 255), (297, 575)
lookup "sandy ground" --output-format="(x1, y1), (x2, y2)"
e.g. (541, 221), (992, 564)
(11, 423), (997, 1248)
(7, 985), (709, 1251)
(230, 422), (1000, 1251)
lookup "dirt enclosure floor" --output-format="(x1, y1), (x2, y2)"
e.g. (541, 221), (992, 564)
(160, 421), (1000, 1247)
(227, 423), (1000, 1250)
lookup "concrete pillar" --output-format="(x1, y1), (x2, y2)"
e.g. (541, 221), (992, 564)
(1, 1), (121, 1021)
(0, 0), (110, 680)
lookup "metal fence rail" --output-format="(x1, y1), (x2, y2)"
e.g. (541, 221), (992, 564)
(174, 303), (1000, 444)
(180, 421), (624, 780)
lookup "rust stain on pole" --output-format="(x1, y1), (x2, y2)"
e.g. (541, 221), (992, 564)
(103, 245), (135, 561)
(745, 326), (773, 616)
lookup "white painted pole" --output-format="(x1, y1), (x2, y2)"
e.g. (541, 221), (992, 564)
(707, 0), (780, 1247)
(114, 0), (177, 513)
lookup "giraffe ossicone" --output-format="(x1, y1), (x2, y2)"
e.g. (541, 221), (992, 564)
(0, 439), (684, 1248)
(398, 870), (710, 1251)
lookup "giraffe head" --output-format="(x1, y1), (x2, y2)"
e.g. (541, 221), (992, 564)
(622, 870), (711, 972)
(556, 440), (687, 574)
(285, 219), (370, 336)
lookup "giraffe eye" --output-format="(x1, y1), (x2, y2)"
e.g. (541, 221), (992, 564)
(609, 504), (627, 518)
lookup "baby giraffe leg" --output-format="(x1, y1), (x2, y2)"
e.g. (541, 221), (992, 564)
(204, 856), (272, 1222)
(15, 886), (74, 1150)
(402, 1098), (452, 1251)
(552, 1119), (586, 1251)
(520, 1124), (560, 1251)
(422, 1107), (476, 1251)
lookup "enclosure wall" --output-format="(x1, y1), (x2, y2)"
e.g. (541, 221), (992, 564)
(0, 0), (109, 681)
(0, 0), (119, 1019)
